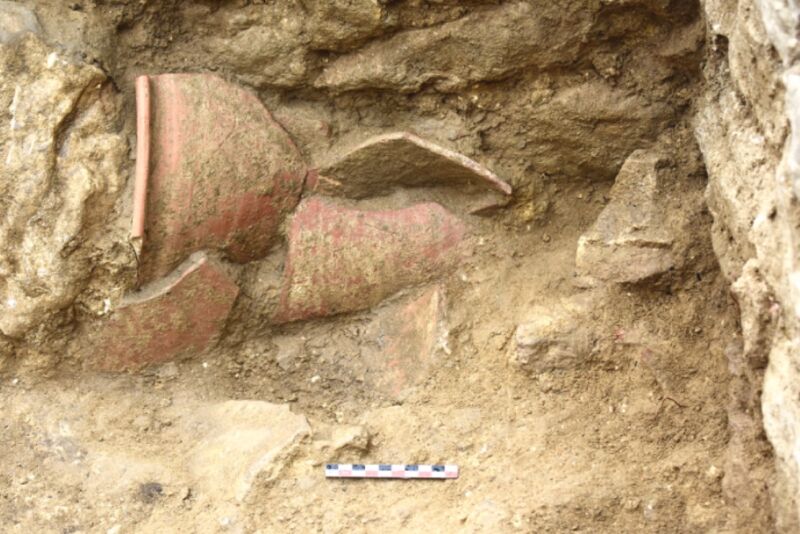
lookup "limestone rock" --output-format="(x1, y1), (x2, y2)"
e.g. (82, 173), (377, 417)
(362, 285), (449, 400)
(731, 260), (777, 371)
(510, 306), (593, 374)
(0, 35), (128, 338)
(753, 0), (800, 65)
(762, 336), (800, 527)
(0, 1), (40, 44)
(314, 424), (371, 454)
(315, 1), (591, 93)
(186, 401), (310, 502)
(274, 198), (466, 323)
(697, 1), (800, 528)
(329, 425), (370, 453)
(137, 73), (306, 283)
(695, 89), (771, 278)
(575, 150), (674, 285)
(312, 132), (511, 204)
(89, 252), (239, 371)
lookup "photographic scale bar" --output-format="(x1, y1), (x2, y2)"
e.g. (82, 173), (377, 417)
(325, 464), (459, 479)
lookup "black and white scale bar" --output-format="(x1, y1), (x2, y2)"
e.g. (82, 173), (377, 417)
(325, 464), (459, 479)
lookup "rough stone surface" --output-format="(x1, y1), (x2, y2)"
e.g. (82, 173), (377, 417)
(313, 424), (371, 456)
(575, 150), (674, 285)
(723, 260), (777, 524)
(89, 252), (239, 371)
(313, 131), (511, 201)
(315, 1), (591, 93)
(0, 34), (128, 339)
(139, 73), (306, 283)
(186, 401), (310, 502)
(510, 305), (593, 374)
(696, 0), (800, 529)
(362, 285), (448, 400)
(274, 198), (466, 323)
(0, 1), (41, 44)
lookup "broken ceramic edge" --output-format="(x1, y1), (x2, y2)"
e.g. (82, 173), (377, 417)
(120, 251), (215, 307)
(315, 131), (512, 196)
(364, 284), (449, 400)
(272, 197), (467, 324)
(131, 75), (150, 240)
(91, 251), (239, 372)
(136, 72), (307, 282)
(465, 191), (513, 215)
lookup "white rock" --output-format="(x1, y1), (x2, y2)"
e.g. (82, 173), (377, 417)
(0, 1), (41, 44)
(186, 401), (310, 502)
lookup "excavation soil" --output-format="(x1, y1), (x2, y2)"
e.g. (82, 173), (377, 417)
(0, 1), (775, 533)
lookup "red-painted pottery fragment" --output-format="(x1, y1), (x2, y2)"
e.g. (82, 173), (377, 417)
(91, 252), (239, 371)
(135, 73), (306, 282)
(312, 131), (512, 198)
(274, 197), (466, 323)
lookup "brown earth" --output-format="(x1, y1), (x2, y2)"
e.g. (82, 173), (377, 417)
(0, 0), (786, 532)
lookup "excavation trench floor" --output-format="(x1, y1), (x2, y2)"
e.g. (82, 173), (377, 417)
(0, 210), (735, 533)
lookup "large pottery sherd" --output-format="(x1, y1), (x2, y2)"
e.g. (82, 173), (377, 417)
(312, 131), (511, 200)
(134, 73), (306, 282)
(91, 252), (239, 371)
(274, 197), (466, 323)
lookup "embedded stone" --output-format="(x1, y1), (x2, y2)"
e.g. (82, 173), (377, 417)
(510, 306), (593, 374)
(135, 73), (306, 283)
(0, 35), (127, 338)
(186, 401), (310, 502)
(312, 131), (511, 201)
(90, 252), (238, 371)
(274, 198), (466, 323)
(362, 285), (448, 400)
(0, 1), (41, 44)
(575, 150), (674, 285)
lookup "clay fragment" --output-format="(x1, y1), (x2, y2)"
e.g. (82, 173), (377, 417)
(363, 285), (448, 400)
(312, 132), (511, 200)
(91, 252), (238, 371)
(274, 197), (466, 323)
(575, 150), (674, 285)
(136, 73), (306, 282)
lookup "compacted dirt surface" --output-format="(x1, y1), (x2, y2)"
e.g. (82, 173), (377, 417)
(1, 163), (756, 532)
(0, 1), (779, 532)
